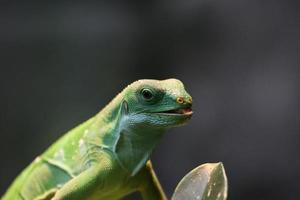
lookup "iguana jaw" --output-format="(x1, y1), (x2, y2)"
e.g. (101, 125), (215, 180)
(156, 107), (193, 116)
(139, 106), (192, 128)
(150, 104), (193, 117)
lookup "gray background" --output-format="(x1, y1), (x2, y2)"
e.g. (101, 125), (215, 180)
(1, 1), (300, 199)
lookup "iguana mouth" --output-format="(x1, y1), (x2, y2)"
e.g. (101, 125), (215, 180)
(157, 107), (193, 116)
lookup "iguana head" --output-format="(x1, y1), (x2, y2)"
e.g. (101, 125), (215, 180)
(122, 79), (193, 129)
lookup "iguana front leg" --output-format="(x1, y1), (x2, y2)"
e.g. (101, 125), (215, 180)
(52, 157), (113, 200)
(51, 167), (99, 200)
(137, 161), (167, 200)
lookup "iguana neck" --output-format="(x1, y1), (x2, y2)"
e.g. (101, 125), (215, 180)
(89, 92), (166, 175)
(115, 125), (165, 176)
(87, 92), (124, 148)
(96, 91), (124, 123)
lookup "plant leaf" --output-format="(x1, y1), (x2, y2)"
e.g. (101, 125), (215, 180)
(171, 162), (228, 200)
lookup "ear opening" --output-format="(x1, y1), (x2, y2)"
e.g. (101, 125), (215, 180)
(121, 100), (129, 115)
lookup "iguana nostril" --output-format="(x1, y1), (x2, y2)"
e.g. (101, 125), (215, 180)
(187, 97), (193, 104)
(176, 97), (184, 104)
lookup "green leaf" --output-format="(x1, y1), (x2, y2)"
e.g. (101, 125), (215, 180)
(171, 162), (228, 200)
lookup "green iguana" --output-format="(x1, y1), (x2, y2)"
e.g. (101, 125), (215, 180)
(2, 79), (193, 200)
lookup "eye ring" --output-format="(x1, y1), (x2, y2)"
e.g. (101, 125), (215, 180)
(141, 88), (154, 100)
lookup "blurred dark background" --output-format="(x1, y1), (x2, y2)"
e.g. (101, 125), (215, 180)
(1, 1), (299, 199)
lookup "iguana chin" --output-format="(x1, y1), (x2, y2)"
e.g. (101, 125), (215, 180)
(2, 79), (193, 200)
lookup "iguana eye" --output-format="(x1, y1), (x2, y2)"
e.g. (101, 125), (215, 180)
(141, 88), (154, 100)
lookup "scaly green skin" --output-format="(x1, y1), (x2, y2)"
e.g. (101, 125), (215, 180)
(2, 79), (193, 200)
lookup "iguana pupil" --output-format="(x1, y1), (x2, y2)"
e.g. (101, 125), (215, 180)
(141, 88), (153, 100)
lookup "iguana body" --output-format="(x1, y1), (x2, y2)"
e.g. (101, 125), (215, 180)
(2, 79), (193, 200)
